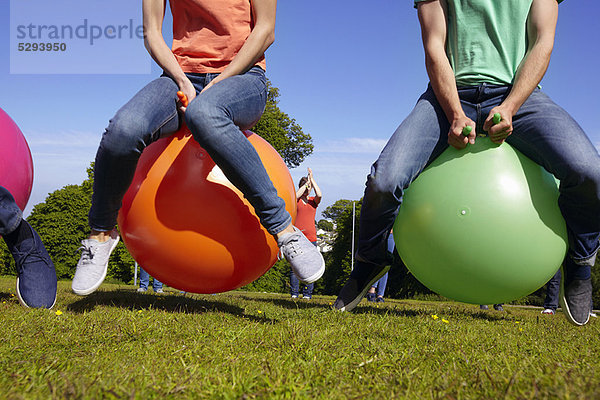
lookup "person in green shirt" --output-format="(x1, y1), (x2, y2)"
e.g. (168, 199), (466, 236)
(334, 0), (599, 326)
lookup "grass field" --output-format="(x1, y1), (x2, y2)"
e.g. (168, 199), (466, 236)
(0, 276), (598, 399)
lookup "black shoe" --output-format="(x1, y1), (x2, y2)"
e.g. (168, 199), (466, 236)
(333, 263), (390, 312)
(479, 305), (489, 310)
(366, 292), (376, 302)
(375, 297), (385, 303)
(9, 220), (57, 309)
(493, 304), (504, 311)
(560, 265), (592, 326)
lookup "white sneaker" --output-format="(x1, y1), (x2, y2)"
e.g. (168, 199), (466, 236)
(278, 227), (325, 284)
(541, 308), (555, 315)
(72, 231), (120, 296)
(155, 289), (164, 294)
(590, 311), (598, 318)
(137, 288), (147, 292)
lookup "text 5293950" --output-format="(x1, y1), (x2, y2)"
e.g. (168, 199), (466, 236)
(18, 42), (67, 52)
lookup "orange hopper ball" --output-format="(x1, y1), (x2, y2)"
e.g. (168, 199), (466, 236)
(117, 127), (296, 293)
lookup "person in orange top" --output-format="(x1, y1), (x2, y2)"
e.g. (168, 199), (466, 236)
(290, 168), (322, 300)
(71, 0), (325, 296)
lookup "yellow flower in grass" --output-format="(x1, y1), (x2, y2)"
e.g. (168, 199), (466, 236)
(55, 310), (63, 316)
(257, 310), (262, 314)
(441, 319), (449, 324)
(431, 314), (439, 320)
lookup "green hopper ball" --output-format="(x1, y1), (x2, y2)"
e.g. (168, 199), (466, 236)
(393, 137), (567, 304)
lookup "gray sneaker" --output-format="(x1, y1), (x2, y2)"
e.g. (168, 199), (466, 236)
(72, 231), (120, 296)
(278, 227), (325, 284)
(559, 266), (592, 326)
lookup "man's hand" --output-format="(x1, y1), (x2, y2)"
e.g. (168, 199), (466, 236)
(483, 106), (514, 144)
(448, 116), (476, 149)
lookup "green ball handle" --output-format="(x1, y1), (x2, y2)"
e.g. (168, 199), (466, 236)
(493, 112), (502, 125)
(462, 125), (473, 137)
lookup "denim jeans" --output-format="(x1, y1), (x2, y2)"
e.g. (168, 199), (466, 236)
(139, 267), (163, 291)
(372, 272), (388, 297)
(543, 268), (561, 310)
(0, 186), (22, 236)
(355, 84), (600, 280)
(89, 66), (291, 235)
(290, 241), (317, 296)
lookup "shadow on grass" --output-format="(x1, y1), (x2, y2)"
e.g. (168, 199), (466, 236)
(236, 294), (509, 321)
(66, 290), (274, 323)
(236, 295), (334, 311)
(0, 292), (14, 302)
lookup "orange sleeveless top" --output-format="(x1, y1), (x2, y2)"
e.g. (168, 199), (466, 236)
(170, 0), (266, 73)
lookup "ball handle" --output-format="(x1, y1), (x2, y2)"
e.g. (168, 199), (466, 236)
(177, 91), (189, 107)
(461, 113), (502, 137)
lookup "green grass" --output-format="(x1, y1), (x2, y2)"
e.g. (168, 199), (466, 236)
(0, 276), (598, 399)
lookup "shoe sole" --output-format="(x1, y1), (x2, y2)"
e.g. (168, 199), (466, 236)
(72, 235), (120, 296)
(336, 264), (390, 312)
(16, 276), (57, 309)
(558, 266), (590, 326)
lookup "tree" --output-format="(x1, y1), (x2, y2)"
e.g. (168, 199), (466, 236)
(252, 81), (313, 168)
(25, 164), (135, 282)
(317, 219), (334, 231)
(322, 199), (355, 222)
(321, 200), (359, 294)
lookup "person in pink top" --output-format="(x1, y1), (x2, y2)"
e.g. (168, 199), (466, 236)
(290, 168), (322, 300)
(71, 0), (325, 296)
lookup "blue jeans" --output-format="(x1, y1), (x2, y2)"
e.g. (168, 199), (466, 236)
(543, 268), (562, 310)
(290, 241), (317, 296)
(139, 267), (163, 291)
(355, 84), (600, 280)
(372, 272), (388, 297)
(89, 66), (291, 235)
(0, 186), (22, 236)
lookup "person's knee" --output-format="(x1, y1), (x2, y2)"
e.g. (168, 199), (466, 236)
(102, 112), (151, 158)
(366, 168), (407, 202)
(185, 97), (227, 144)
(564, 162), (600, 203)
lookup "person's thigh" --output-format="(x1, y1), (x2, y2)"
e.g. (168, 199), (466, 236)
(101, 76), (182, 156)
(507, 90), (600, 183)
(187, 67), (267, 135)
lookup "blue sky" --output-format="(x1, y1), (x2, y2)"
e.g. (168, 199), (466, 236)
(1, 0), (599, 218)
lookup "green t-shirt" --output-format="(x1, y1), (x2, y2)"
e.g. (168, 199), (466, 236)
(413, 0), (562, 86)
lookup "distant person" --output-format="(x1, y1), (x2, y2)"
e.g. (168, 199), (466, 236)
(290, 168), (322, 300)
(137, 267), (164, 293)
(0, 185), (56, 308)
(480, 304), (504, 311)
(334, 0), (600, 328)
(541, 269), (561, 315)
(367, 230), (394, 303)
(70, 0), (324, 297)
